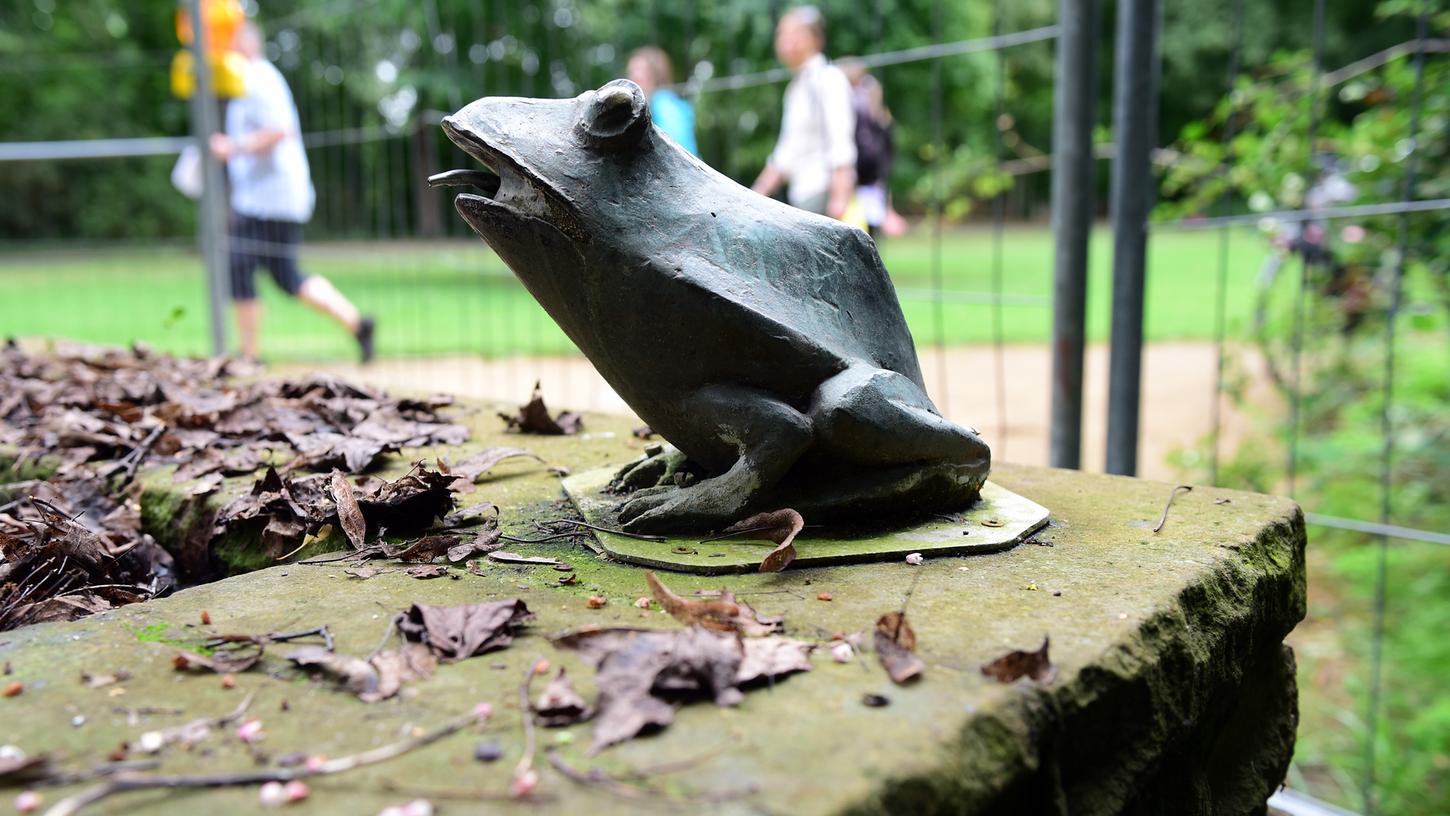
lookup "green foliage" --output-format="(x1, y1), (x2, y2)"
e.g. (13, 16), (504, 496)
(1161, 4), (1450, 812)
(1, 0), (1416, 241)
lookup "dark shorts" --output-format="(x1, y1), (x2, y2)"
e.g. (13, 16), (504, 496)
(228, 215), (307, 301)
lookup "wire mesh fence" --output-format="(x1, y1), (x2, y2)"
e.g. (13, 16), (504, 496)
(1, 1), (1447, 813)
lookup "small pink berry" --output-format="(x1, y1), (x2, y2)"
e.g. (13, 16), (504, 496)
(399, 800), (433, 816)
(258, 781), (286, 807)
(303, 754), (327, 773)
(14, 791), (41, 814)
(510, 768), (539, 798)
(472, 702), (494, 720)
(632, 597), (651, 609)
(237, 718), (264, 743)
(283, 781), (309, 803)
(831, 642), (854, 663)
(905, 552), (924, 565)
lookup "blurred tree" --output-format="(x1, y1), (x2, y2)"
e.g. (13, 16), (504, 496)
(0, 0), (1422, 240)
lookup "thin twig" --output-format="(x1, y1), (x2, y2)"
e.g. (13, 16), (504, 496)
(367, 615), (399, 661)
(42, 710), (482, 816)
(513, 658), (541, 793)
(614, 741), (731, 780)
(40, 760), (163, 788)
(1153, 485), (1194, 533)
(544, 748), (650, 800)
(202, 626), (334, 652)
(554, 519), (667, 542)
(500, 532), (588, 545)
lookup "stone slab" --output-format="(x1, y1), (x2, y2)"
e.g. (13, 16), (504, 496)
(0, 407), (1306, 816)
(563, 464), (1050, 573)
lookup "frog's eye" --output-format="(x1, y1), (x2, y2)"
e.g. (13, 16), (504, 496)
(577, 79), (650, 152)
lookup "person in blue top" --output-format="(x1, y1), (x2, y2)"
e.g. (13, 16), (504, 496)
(626, 46), (698, 156)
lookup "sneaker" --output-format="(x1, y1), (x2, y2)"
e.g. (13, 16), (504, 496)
(356, 316), (376, 364)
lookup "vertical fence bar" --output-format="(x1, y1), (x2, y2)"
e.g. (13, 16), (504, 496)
(1365, 17), (1430, 814)
(990, 0), (1009, 459)
(1048, 0), (1099, 469)
(184, 0), (230, 358)
(1104, 0), (1161, 476)
(929, 0), (950, 415)
(1207, 0), (1246, 486)
(1286, 0), (1327, 497)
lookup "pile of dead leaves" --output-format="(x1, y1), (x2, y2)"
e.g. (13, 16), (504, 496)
(0, 342), (473, 631)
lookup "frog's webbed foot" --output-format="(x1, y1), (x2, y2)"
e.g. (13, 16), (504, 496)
(617, 465), (760, 532)
(608, 447), (693, 494)
(616, 385), (813, 534)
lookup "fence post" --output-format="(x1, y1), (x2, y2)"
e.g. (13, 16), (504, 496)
(1104, 0), (1161, 476)
(1048, 0), (1099, 469)
(185, 0), (230, 358)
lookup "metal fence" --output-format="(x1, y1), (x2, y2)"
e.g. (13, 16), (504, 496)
(1, 1), (1446, 813)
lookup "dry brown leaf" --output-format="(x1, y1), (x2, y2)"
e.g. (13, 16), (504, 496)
(287, 643), (434, 702)
(534, 667), (591, 727)
(874, 611), (925, 685)
(405, 564), (449, 579)
(551, 624), (811, 754)
(498, 381), (583, 435)
(444, 447), (552, 490)
(720, 509), (804, 573)
(645, 571), (782, 637)
(331, 470), (367, 550)
(447, 527), (503, 563)
(171, 643), (263, 675)
(737, 637), (815, 685)
(388, 535), (460, 563)
(398, 599), (534, 662)
(980, 637), (1057, 684)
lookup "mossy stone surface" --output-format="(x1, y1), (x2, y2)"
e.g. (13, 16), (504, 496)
(0, 408), (1304, 815)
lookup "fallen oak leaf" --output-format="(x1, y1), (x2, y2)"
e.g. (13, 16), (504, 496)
(387, 535), (460, 563)
(398, 600), (534, 663)
(405, 564), (449, 579)
(498, 381), (583, 436)
(550, 625), (811, 754)
(874, 611), (925, 685)
(330, 471), (367, 550)
(534, 668), (591, 727)
(287, 644), (435, 703)
(716, 509), (803, 573)
(288, 647), (378, 699)
(737, 636), (815, 686)
(443, 447), (555, 491)
(171, 644), (263, 675)
(980, 637), (1057, 684)
(645, 571), (782, 637)
(447, 527), (504, 563)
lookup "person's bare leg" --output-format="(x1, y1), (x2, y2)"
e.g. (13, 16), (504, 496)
(297, 276), (360, 333)
(235, 299), (262, 361)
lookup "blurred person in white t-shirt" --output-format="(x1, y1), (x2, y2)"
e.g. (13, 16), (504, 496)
(208, 22), (374, 363)
(750, 6), (857, 219)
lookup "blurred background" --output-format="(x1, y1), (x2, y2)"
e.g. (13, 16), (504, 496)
(0, 1), (1445, 813)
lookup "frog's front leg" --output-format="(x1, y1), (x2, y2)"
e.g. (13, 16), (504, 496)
(617, 385), (812, 533)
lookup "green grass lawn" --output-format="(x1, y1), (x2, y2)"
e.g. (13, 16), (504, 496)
(0, 226), (1269, 361)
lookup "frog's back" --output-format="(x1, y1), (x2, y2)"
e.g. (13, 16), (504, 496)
(635, 144), (925, 387)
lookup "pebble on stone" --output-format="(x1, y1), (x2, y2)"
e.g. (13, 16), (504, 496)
(474, 740), (505, 763)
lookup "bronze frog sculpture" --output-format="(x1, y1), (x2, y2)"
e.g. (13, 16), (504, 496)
(431, 80), (989, 532)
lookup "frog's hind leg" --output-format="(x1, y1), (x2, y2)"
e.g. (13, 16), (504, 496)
(808, 366), (990, 490)
(617, 385), (812, 533)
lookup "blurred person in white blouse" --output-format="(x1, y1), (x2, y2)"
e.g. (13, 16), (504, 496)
(751, 6), (857, 219)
